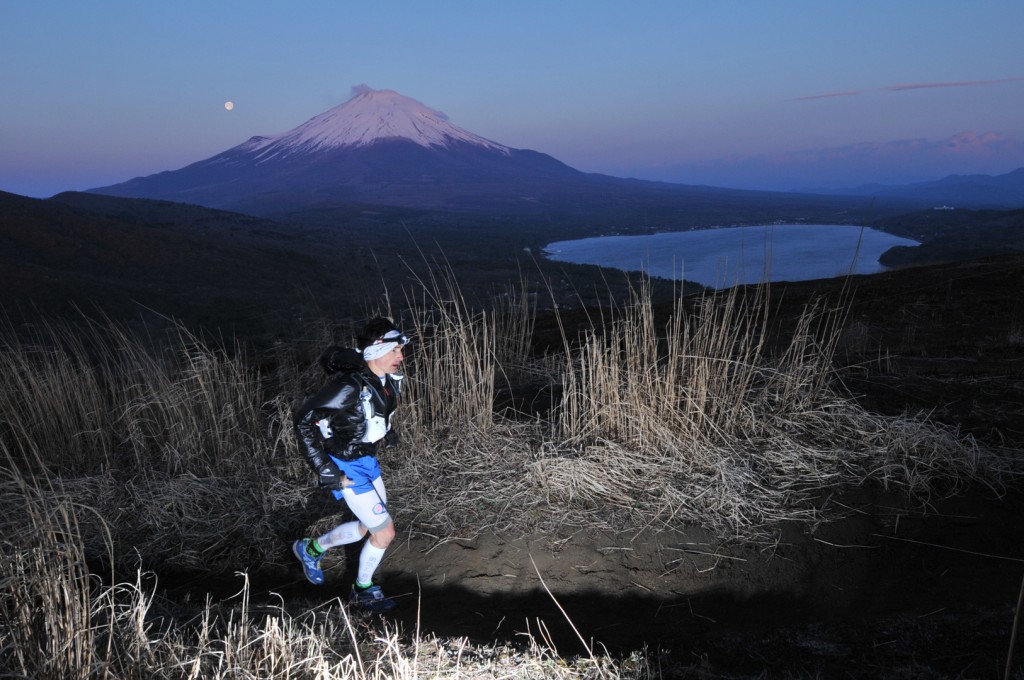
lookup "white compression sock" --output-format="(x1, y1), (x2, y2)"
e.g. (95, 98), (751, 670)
(356, 541), (387, 587)
(317, 521), (364, 550)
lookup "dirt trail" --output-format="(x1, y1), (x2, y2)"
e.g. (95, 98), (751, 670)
(203, 488), (1023, 676)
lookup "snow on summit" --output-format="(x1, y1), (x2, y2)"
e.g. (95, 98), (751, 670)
(242, 87), (510, 158)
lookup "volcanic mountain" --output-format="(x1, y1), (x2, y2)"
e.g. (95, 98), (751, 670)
(90, 87), (624, 215)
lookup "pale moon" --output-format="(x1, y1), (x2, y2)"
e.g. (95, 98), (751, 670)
(224, 101), (234, 111)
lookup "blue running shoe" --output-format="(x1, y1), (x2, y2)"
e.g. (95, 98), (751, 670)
(292, 539), (324, 585)
(351, 584), (395, 612)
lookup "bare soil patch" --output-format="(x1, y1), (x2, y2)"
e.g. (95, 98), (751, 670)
(211, 485), (1021, 677)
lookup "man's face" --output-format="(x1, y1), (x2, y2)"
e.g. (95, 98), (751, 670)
(368, 344), (404, 375)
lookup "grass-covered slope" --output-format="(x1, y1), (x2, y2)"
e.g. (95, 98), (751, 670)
(3, 262), (1020, 677)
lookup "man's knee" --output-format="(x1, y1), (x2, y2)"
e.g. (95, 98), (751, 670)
(368, 520), (395, 548)
(366, 520), (393, 548)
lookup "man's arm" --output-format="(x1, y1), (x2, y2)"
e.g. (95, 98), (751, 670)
(294, 406), (347, 489)
(293, 378), (369, 483)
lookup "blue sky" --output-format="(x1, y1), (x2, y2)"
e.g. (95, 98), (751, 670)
(2, 1), (1022, 197)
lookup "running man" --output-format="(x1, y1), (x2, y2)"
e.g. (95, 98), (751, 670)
(292, 317), (407, 612)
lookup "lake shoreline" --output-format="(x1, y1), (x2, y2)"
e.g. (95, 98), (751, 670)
(543, 224), (921, 288)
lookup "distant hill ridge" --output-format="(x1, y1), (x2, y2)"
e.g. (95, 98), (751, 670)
(800, 167), (1024, 208)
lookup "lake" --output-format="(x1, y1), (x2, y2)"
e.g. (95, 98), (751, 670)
(543, 224), (920, 289)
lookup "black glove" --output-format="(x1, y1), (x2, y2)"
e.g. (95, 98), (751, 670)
(316, 460), (346, 490)
(383, 428), (399, 449)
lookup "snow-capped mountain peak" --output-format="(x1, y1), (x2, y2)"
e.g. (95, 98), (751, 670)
(242, 86), (510, 157)
(89, 85), (589, 213)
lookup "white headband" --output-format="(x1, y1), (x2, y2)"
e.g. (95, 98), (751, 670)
(362, 330), (407, 362)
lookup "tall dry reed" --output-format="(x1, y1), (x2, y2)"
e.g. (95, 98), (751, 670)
(517, 277), (1002, 539)
(399, 264), (497, 440)
(0, 317), (270, 477)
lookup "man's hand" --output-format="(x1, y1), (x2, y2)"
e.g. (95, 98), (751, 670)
(316, 461), (352, 490)
(383, 429), (399, 449)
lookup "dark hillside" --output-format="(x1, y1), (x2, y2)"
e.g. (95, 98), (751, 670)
(873, 207), (1024, 267)
(0, 191), (351, 337)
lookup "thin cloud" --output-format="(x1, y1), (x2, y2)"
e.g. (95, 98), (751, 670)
(795, 77), (1023, 101)
(351, 83), (377, 96)
(794, 89), (868, 101)
(884, 77), (1024, 91)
